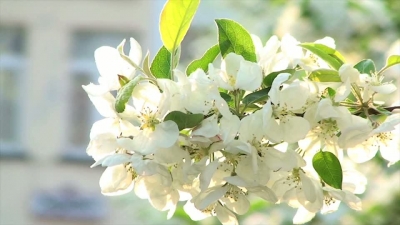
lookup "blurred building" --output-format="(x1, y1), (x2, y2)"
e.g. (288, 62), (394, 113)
(1, 1), (399, 225)
(0, 1), (163, 224)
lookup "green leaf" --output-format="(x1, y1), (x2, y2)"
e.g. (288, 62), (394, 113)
(115, 76), (142, 113)
(164, 111), (204, 130)
(142, 51), (156, 80)
(309, 69), (341, 82)
(186, 44), (220, 75)
(300, 43), (345, 70)
(327, 87), (336, 98)
(160, 0), (200, 53)
(373, 106), (391, 116)
(150, 46), (171, 79)
(354, 59), (376, 75)
(378, 55), (400, 75)
(242, 88), (269, 106)
(386, 55), (400, 67)
(118, 75), (130, 87)
(263, 69), (296, 87)
(312, 151), (343, 189)
(215, 19), (257, 62)
(173, 45), (181, 68)
(219, 92), (232, 103)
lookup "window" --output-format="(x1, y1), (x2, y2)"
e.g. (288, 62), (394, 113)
(0, 26), (26, 157)
(63, 31), (137, 161)
(31, 186), (107, 220)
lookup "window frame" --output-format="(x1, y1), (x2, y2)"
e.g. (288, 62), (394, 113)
(0, 54), (27, 158)
(61, 30), (140, 163)
(61, 58), (100, 162)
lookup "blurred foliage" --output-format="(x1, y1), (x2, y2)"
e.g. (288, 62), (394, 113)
(187, 0), (399, 67)
(352, 191), (400, 225)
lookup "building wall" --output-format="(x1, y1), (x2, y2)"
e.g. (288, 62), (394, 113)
(0, 1), (162, 224)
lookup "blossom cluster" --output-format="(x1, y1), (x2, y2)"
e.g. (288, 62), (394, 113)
(83, 32), (399, 224)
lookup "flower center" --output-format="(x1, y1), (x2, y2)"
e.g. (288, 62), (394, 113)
(140, 107), (160, 130)
(282, 168), (302, 188)
(324, 195), (336, 206)
(318, 119), (339, 140)
(224, 186), (246, 201)
(376, 132), (393, 146)
(228, 74), (236, 87)
(201, 204), (216, 215)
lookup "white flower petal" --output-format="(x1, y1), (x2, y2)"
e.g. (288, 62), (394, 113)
(131, 82), (161, 112)
(82, 84), (117, 117)
(347, 141), (378, 163)
(321, 199), (341, 214)
(91, 153), (131, 168)
(339, 64), (359, 83)
(371, 83), (397, 94)
(86, 133), (118, 161)
(293, 206), (316, 225)
(183, 200), (212, 221)
(338, 119), (372, 149)
(155, 144), (189, 164)
(264, 118), (283, 143)
(82, 83), (109, 96)
(224, 175), (254, 187)
(193, 185), (229, 210)
(315, 36), (336, 49)
(215, 204), (239, 225)
(282, 116), (310, 143)
(299, 172), (316, 203)
(379, 134), (400, 164)
(199, 159), (221, 191)
(99, 165), (133, 196)
(268, 73), (290, 104)
(128, 37), (142, 66)
(343, 191), (362, 211)
(153, 121), (179, 148)
(222, 192), (250, 215)
(373, 114), (400, 133)
(148, 187), (179, 212)
(343, 170), (367, 194)
(223, 53), (242, 80)
(220, 114), (240, 145)
(192, 115), (219, 138)
(280, 81), (310, 110)
(334, 80), (351, 102)
(317, 98), (339, 119)
(94, 46), (122, 90)
(134, 176), (150, 199)
(248, 186), (278, 203)
(235, 60), (262, 91)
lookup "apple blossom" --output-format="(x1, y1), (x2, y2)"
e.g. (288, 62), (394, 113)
(82, 4), (400, 224)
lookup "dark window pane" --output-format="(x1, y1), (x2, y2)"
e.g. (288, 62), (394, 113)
(0, 69), (18, 142)
(68, 73), (93, 146)
(0, 26), (25, 55)
(71, 31), (135, 59)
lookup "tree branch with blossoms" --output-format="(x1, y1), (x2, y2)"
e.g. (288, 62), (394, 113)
(82, 0), (400, 224)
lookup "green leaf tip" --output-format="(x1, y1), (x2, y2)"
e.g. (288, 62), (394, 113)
(186, 44), (220, 75)
(309, 69), (341, 82)
(354, 59), (376, 76)
(378, 55), (400, 75)
(300, 43), (345, 70)
(115, 76), (142, 113)
(150, 46), (172, 79)
(164, 111), (204, 130)
(160, 0), (200, 53)
(312, 151), (343, 189)
(215, 19), (257, 62)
